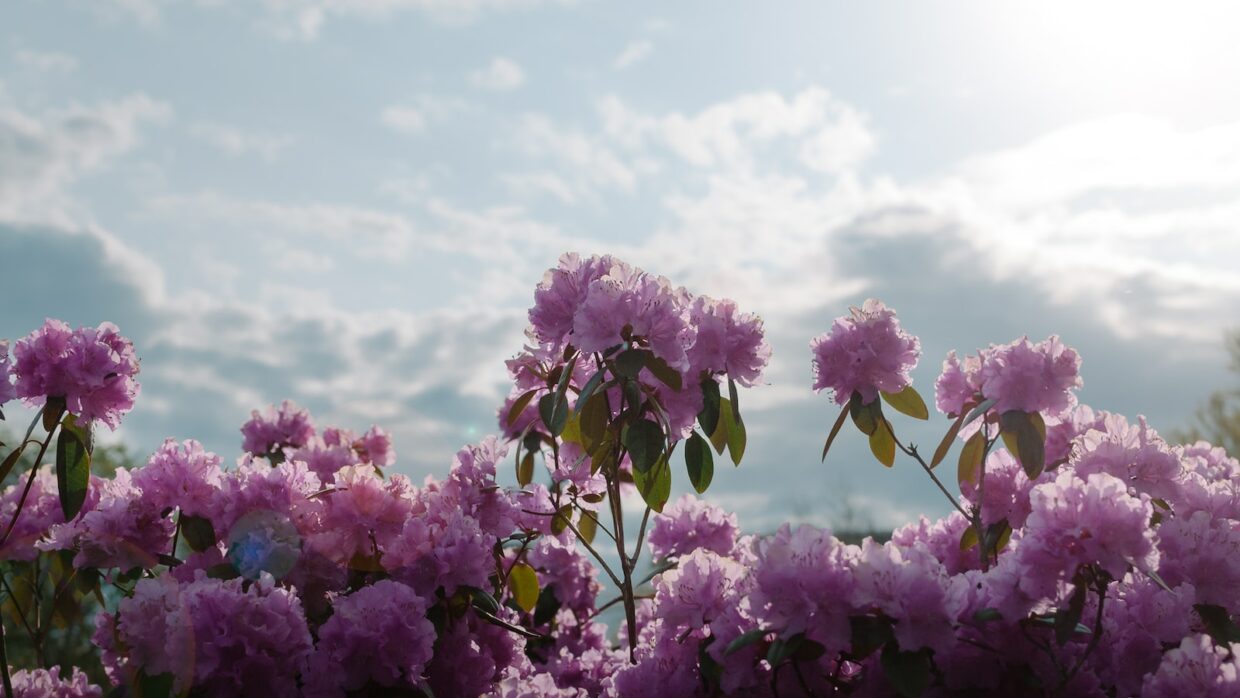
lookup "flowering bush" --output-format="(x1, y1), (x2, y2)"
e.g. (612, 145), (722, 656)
(0, 256), (1237, 697)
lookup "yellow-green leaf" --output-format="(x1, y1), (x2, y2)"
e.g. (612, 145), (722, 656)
(561, 411), (583, 445)
(881, 385), (929, 420)
(1000, 410), (1046, 479)
(633, 454), (671, 512)
(577, 509), (598, 545)
(930, 412), (966, 469)
(959, 525), (979, 552)
(508, 562), (539, 613)
(821, 403), (850, 463)
(957, 430), (985, 489)
(516, 450), (535, 487)
(709, 397), (733, 455)
(728, 413), (747, 466)
(849, 392), (882, 436)
(55, 415), (91, 520)
(505, 389), (538, 429)
(869, 418), (896, 467)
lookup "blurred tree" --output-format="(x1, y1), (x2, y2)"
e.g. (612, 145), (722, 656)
(1172, 329), (1240, 457)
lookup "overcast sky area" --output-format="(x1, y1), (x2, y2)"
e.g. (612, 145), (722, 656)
(2, 0), (1239, 531)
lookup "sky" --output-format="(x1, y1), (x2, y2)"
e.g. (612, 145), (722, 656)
(2, 0), (1239, 531)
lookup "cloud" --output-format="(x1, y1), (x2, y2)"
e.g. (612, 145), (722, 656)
(14, 49), (78, 73)
(189, 122), (294, 161)
(0, 94), (171, 221)
(380, 95), (469, 135)
(612, 40), (653, 70)
(468, 57), (526, 91)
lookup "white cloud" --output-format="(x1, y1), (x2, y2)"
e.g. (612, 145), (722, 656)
(380, 95), (470, 134)
(612, 40), (652, 70)
(469, 57), (526, 91)
(0, 94), (171, 221)
(14, 49), (78, 73)
(190, 122), (294, 161)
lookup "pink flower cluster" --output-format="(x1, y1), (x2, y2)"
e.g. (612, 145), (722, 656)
(936, 334), (1082, 417)
(811, 299), (921, 405)
(9, 666), (101, 698)
(8, 319), (140, 429)
(241, 401), (394, 480)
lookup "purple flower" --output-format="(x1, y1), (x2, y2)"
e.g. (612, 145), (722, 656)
(1141, 634), (1240, 696)
(132, 438), (224, 520)
(528, 253), (615, 353)
(0, 466), (66, 562)
(305, 580), (435, 694)
(355, 425), (395, 466)
(572, 260), (694, 372)
(936, 335), (1081, 417)
(646, 494), (739, 560)
(685, 295), (771, 387)
(40, 468), (172, 570)
(240, 400), (315, 456)
(811, 299), (920, 405)
(9, 666), (101, 698)
(12, 319), (141, 429)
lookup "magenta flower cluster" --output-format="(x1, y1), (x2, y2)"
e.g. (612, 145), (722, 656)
(1, 263), (1237, 697)
(7, 319), (141, 429)
(811, 299), (921, 405)
(936, 334), (1083, 417)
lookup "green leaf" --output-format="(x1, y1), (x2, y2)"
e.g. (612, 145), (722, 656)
(646, 354), (683, 392)
(709, 396), (733, 455)
(572, 370), (605, 414)
(1055, 577), (1089, 646)
(615, 348), (647, 379)
(728, 412), (747, 466)
(766, 634), (805, 667)
(849, 615), (894, 659)
(135, 671), (175, 698)
(881, 385), (929, 420)
(578, 392), (610, 454)
(577, 509), (598, 545)
(55, 414), (91, 520)
(205, 563), (239, 580)
(633, 454), (671, 512)
(685, 431), (714, 493)
(849, 392), (882, 436)
(533, 585), (562, 626)
(517, 450), (535, 487)
(868, 418), (895, 467)
(959, 525), (979, 552)
(538, 393), (568, 437)
(180, 514), (216, 552)
(821, 403), (850, 463)
(505, 389), (539, 428)
(561, 410), (583, 445)
(508, 562), (540, 613)
(623, 419), (664, 474)
(957, 430), (986, 489)
(42, 396), (66, 434)
(1000, 410), (1046, 479)
(728, 376), (741, 424)
(468, 586), (501, 615)
(550, 505), (572, 535)
(972, 607), (1002, 623)
(0, 442), (27, 484)
(724, 628), (768, 656)
(881, 645), (932, 698)
(962, 397), (997, 428)
(930, 411), (966, 469)
(1195, 604), (1240, 645)
(698, 379), (721, 436)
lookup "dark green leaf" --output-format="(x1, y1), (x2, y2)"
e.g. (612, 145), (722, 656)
(180, 514), (216, 553)
(517, 450), (535, 487)
(849, 615), (894, 659)
(42, 396), (66, 434)
(538, 393), (568, 437)
(881, 645), (932, 698)
(709, 397), (733, 455)
(633, 454), (671, 512)
(930, 411), (966, 469)
(135, 671), (174, 698)
(0, 442), (27, 484)
(728, 412), (746, 466)
(623, 419), (664, 474)
(579, 392), (610, 454)
(724, 628), (768, 656)
(728, 376), (741, 423)
(55, 415), (91, 520)
(573, 370), (605, 414)
(1055, 577), (1089, 646)
(685, 431), (714, 493)
(869, 418), (895, 467)
(646, 354), (683, 392)
(550, 505), (572, 535)
(1195, 604), (1240, 644)
(623, 379), (644, 416)
(1000, 410), (1046, 479)
(206, 563), (239, 580)
(849, 391), (882, 436)
(698, 379), (721, 436)
(508, 562), (539, 613)
(881, 385), (929, 420)
(957, 430), (986, 489)
(533, 585), (562, 626)
(468, 586), (501, 615)
(505, 389), (539, 429)
(615, 348), (647, 379)
(972, 607), (1002, 623)
(698, 639), (723, 685)
(821, 403), (850, 463)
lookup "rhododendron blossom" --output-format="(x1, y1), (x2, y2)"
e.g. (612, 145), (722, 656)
(811, 299), (920, 404)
